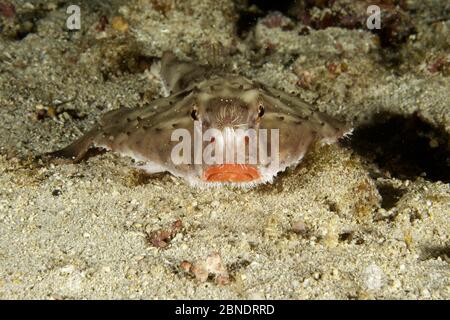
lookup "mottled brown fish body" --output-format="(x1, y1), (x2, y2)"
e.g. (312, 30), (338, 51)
(47, 51), (351, 188)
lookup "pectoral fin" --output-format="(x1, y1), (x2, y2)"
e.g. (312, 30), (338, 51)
(45, 129), (101, 163)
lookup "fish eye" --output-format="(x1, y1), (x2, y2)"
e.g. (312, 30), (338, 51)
(257, 105), (264, 118)
(190, 109), (199, 121)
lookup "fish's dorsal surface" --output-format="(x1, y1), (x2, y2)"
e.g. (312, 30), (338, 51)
(47, 51), (351, 188)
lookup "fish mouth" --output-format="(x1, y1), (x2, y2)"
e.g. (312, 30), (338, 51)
(203, 164), (261, 182)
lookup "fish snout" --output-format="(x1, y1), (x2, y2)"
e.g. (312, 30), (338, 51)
(203, 164), (260, 182)
(202, 127), (261, 183)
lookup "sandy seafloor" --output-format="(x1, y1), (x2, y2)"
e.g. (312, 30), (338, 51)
(0, 0), (448, 299)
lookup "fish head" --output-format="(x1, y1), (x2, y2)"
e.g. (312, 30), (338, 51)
(176, 79), (351, 187)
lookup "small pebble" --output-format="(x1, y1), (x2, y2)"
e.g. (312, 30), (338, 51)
(291, 219), (307, 235)
(180, 260), (192, 273)
(429, 139), (439, 148)
(111, 16), (129, 32)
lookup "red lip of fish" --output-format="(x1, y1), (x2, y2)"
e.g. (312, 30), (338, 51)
(203, 164), (260, 182)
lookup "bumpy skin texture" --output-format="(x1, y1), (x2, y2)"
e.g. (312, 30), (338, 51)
(48, 51), (351, 188)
